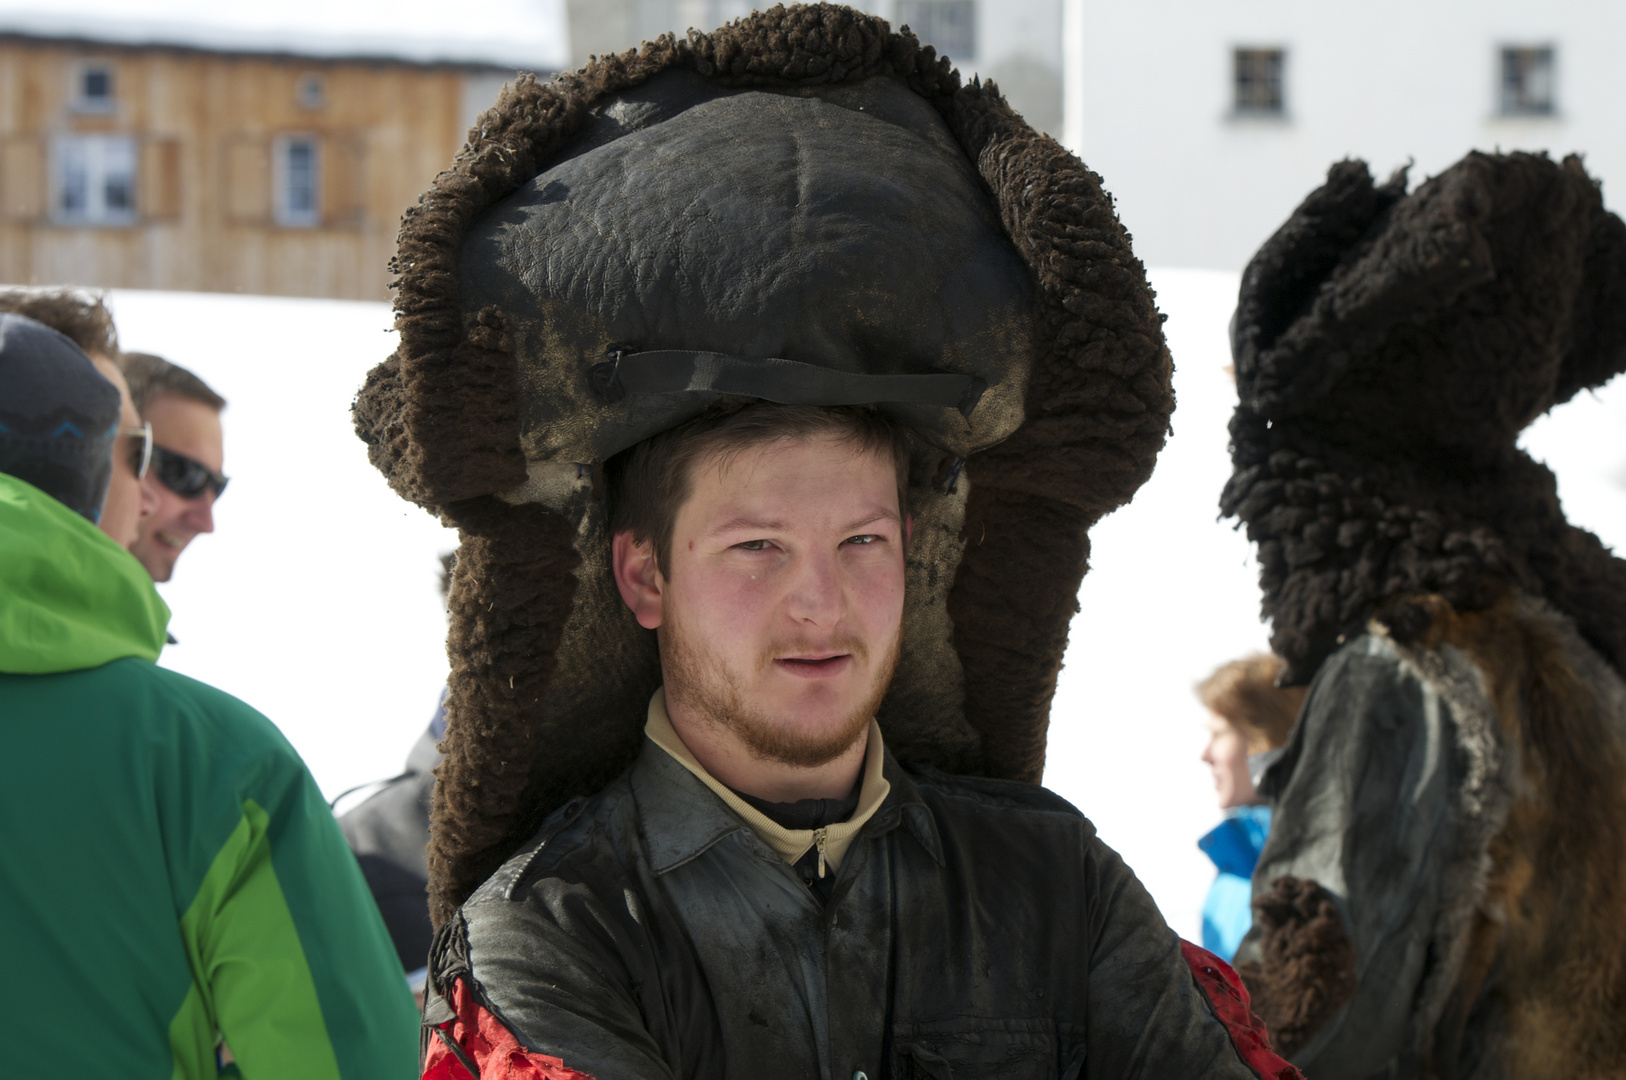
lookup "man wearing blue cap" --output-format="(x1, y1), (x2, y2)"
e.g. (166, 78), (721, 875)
(0, 312), (420, 1079)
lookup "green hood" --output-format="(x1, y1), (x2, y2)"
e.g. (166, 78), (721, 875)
(0, 472), (169, 673)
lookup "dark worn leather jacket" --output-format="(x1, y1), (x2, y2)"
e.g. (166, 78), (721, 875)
(424, 738), (1293, 1080)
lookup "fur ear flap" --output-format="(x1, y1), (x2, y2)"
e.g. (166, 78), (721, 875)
(1558, 176), (1626, 404)
(1232, 160), (1405, 412)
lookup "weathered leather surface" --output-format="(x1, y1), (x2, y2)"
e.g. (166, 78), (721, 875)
(432, 742), (1265, 1080)
(459, 68), (1038, 468)
(1240, 633), (1511, 1080)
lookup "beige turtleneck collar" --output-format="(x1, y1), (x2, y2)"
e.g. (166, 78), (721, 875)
(645, 687), (890, 875)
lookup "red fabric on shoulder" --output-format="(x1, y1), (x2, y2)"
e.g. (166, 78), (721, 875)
(1180, 939), (1304, 1080)
(423, 978), (597, 1080)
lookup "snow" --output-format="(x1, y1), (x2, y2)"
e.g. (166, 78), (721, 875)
(0, 0), (568, 71)
(102, 289), (459, 806)
(90, 275), (1626, 942)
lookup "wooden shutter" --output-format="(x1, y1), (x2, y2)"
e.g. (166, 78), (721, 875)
(0, 136), (47, 221)
(222, 136), (270, 224)
(141, 137), (183, 221)
(322, 134), (364, 228)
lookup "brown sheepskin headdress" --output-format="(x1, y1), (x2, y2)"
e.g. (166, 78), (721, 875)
(1223, 151), (1626, 687)
(354, 3), (1171, 925)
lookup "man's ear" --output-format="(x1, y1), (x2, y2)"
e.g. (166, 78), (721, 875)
(904, 513), (913, 548)
(611, 530), (664, 630)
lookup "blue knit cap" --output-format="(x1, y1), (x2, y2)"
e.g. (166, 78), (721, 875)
(0, 312), (120, 522)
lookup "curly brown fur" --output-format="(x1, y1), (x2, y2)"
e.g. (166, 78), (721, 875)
(356, 4), (1170, 920)
(1235, 876), (1358, 1058)
(1425, 597), (1626, 1076)
(428, 497), (587, 926)
(1222, 152), (1626, 686)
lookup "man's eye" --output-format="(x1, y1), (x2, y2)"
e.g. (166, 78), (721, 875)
(846, 534), (879, 546)
(736, 539), (769, 551)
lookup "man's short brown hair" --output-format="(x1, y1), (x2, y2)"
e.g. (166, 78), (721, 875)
(1197, 653), (1307, 753)
(121, 352), (227, 415)
(0, 287), (118, 360)
(606, 402), (911, 576)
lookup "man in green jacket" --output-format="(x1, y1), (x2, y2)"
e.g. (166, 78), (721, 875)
(0, 312), (419, 1078)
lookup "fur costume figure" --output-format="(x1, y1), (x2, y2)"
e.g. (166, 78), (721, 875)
(1224, 150), (1626, 1078)
(354, 3), (1173, 929)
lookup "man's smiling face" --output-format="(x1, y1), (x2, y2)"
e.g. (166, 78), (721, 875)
(131, 393), (223, 582)
(641, 432), (906, 767)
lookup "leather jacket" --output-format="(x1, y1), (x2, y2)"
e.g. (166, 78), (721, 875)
(424, 737), (1294, 1080)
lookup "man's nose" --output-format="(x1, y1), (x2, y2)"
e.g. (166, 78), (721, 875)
(784, 547), (845, 626)
(183, 491), (217, 534)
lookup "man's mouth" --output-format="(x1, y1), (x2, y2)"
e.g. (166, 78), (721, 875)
(156, 530), (191, 551)
(774, 654), (853, 678)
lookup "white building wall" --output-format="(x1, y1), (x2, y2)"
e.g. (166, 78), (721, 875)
(564, 0), (1065, 136)
(1073, 0), (1626, 270)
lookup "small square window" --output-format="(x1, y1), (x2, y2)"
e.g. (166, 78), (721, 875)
(898, 0), (976, 61)
(275, 135), (321, 227)
(54, 134), (137, 224)
(72, 62), (116, 114)
(1234, 48), (1286, 115)
(1501, 46), (1555, 116)
(297, 74), (326, 110)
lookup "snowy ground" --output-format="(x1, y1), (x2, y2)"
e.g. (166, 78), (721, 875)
(95, 274), (1626, 941)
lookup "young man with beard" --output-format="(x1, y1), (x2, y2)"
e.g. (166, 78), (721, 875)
(361, 8), (1300, 1078)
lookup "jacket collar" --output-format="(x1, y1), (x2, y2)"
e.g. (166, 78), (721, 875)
(0, 473), (169, 674)
(632, 712), (943, 875)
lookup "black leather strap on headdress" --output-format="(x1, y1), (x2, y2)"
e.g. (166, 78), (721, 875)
(590, 348), (987, 419)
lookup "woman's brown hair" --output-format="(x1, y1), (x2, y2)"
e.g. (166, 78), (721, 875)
(1198, 653), (1306, 752)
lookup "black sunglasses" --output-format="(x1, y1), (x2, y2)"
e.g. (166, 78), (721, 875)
(151, 444), (229, 500)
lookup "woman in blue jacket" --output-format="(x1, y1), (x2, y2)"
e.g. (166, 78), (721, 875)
(1196, 654), (1305, 960)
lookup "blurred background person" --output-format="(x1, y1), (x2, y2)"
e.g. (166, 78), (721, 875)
(0, 310), (419, 1078)
(0, 286), (153, 545)
(337, 552), (455, 1001)
(1195, 653), (1305, 960)
(123, 351), (228, 581)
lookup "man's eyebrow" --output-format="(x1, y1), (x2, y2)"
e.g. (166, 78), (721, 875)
(707, 509), (900, 537)
(841, 510), (901, 533)
(710, 517), (788, 535)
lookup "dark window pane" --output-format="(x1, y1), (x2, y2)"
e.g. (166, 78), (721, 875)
(1234, 48), (1285, 114)
(83, 67), (111, 100)
(1501, 46), (1555, 115)
(285, 139), (318, 217)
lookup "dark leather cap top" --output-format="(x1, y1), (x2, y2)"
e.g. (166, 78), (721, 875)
(461, 69), (1037, 466)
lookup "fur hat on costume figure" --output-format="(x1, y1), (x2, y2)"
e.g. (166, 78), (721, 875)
(354, 3), (1173, 925)
(1223, 150), (1626, 687)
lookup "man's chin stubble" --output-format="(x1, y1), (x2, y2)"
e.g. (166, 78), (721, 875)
(661, 629), (899, 769)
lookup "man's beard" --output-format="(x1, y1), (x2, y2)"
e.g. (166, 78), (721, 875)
(659, 612), (899, 769)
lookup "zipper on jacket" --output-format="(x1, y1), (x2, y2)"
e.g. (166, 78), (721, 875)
(813, 827), (828, 878)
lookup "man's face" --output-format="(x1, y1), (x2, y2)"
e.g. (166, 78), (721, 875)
(131, 392), (223, 582)
(89, 355), (154, 549)
(630, 433), (907, 767)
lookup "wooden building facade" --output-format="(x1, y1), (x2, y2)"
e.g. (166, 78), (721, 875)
(0, 34), (518, 300)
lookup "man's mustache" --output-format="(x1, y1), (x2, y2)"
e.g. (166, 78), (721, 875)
(764, 637), (869, 662)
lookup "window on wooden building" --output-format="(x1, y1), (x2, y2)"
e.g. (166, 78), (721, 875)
(1500, 46), (1556, 116)
(72, 62), (116, 114)
(297, 74), (326, 110)
(1234, 48), (1286, 116)
(274, 136), (320, 227)
(54, 135), (137, 225)
(898, 0), (976, 60)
